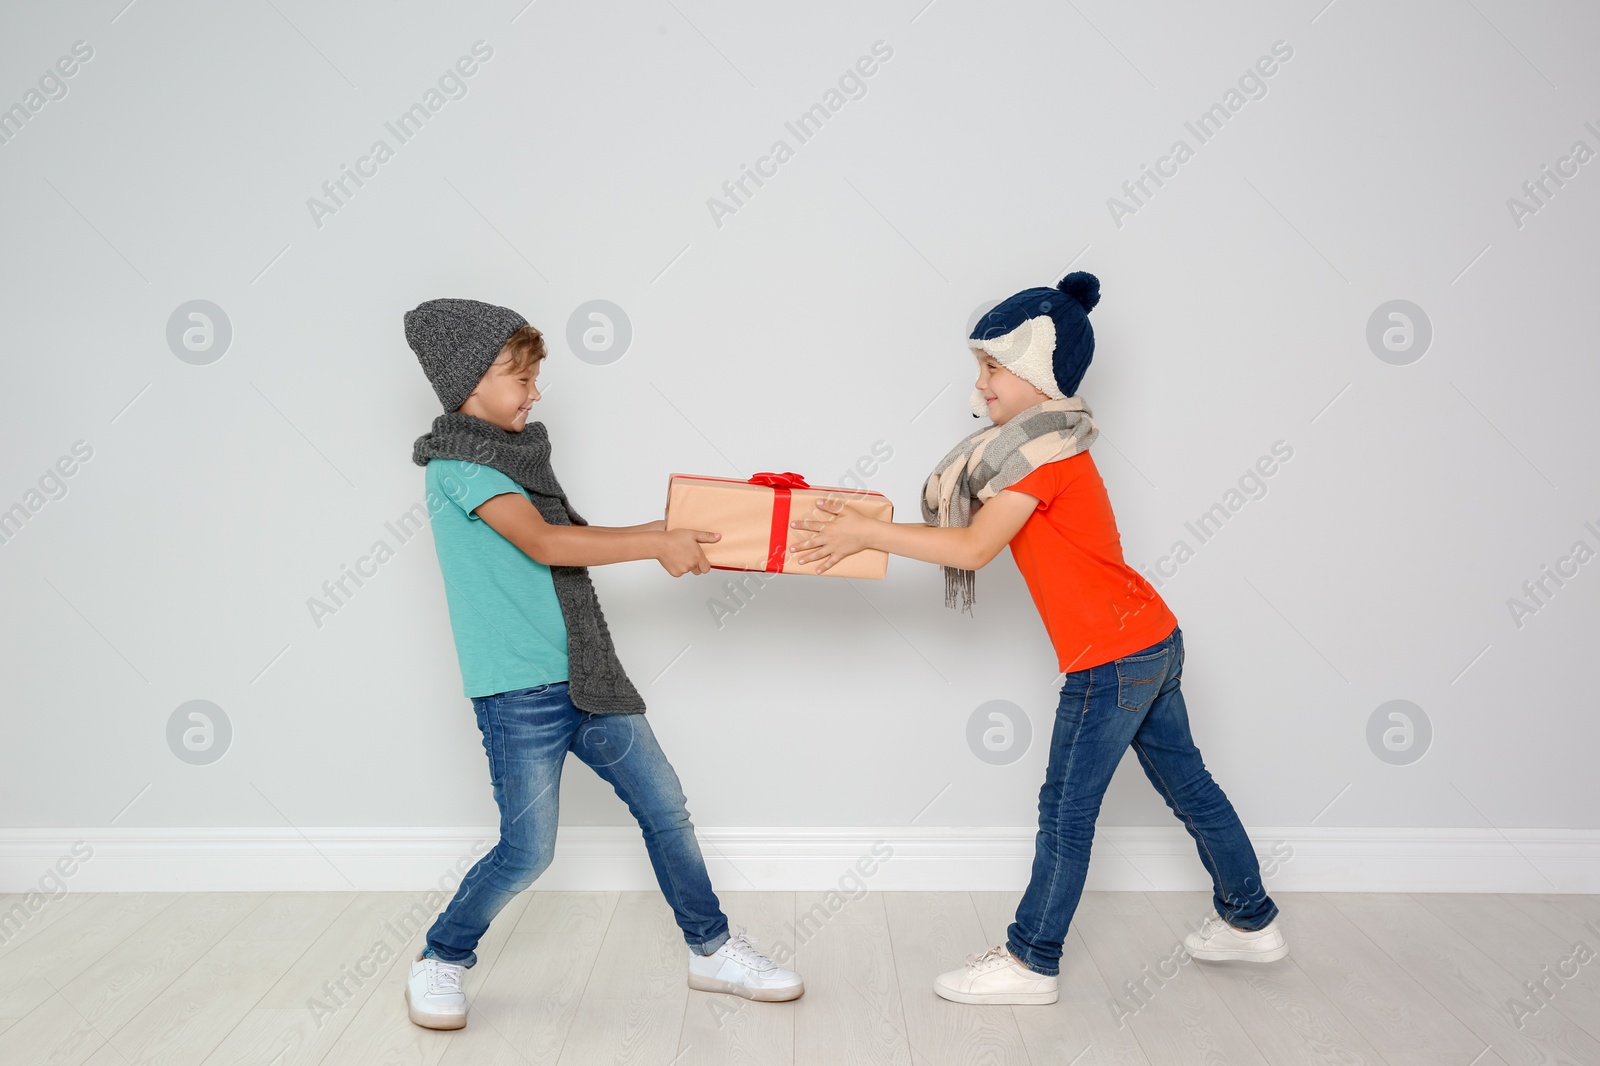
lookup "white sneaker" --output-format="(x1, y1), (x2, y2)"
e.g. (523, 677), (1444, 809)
(933, 944), (1059, 1005)
(687, 927), (804, 1002)
(405, 949), (468, 1029)
(1183, 911), (1289, 962)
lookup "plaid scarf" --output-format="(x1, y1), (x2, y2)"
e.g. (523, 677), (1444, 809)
(921, 396), (1099, 613)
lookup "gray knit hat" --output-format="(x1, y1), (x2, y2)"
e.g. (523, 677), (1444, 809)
(404, 298), (529, 412)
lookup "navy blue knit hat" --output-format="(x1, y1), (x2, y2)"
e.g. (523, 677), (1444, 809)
(967, 271), (1100, 416)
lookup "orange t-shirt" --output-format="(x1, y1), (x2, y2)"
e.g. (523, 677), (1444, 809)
(1002, 451), (1177, 672)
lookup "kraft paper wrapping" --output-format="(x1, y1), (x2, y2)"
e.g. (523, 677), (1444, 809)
(664, 474), (893, 579)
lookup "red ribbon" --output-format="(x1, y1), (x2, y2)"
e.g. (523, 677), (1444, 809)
(748, 471), (810, 489)
(748, 472), (809, 571)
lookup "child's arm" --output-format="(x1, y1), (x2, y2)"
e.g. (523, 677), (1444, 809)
(474, 496), (714, 576)
(583, 519), (667, 534)
(789, 490), (1039, 574)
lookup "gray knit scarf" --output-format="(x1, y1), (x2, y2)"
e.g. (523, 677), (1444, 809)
(413, 411), (645, 715)
(921, 396), (1100, 613)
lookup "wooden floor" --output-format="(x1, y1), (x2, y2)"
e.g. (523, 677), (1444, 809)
(3, 889), (1598, 1065)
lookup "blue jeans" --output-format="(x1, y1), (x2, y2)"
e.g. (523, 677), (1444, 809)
(1006, 625), (1278, 976)
(423, 681), (730, 967)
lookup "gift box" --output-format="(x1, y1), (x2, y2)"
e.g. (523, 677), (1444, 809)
(664, 471), (893, 579)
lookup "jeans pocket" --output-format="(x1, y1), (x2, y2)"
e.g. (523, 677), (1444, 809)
(499, 682), (560, 701)
(1115, 648), (1170, 712)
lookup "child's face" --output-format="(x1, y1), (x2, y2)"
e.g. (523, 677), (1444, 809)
(974, 351), (1049, 425)
(458, 348), (542, 431)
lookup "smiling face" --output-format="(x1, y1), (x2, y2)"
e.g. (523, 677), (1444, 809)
(974, 350), (1051, 425)
(459, 331), (544, 431)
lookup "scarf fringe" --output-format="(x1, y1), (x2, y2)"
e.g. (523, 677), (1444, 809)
(944, 565), (977, 614)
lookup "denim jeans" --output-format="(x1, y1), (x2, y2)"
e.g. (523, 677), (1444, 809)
(1006, 625), (1278, 976)
(423, 681), (730, 967)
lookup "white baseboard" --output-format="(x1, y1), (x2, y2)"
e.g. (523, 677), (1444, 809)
(2, 826), (1596, 894)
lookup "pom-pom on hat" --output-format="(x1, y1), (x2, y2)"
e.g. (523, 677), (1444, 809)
(967, 271), (1100, 417)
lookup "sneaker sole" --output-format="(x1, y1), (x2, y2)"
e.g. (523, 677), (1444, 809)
(687, 973), (804, 1001)
(1186, 941), (1290, 963)
(405, 986), (467, 1029)
(933, 984), (1059, 1005)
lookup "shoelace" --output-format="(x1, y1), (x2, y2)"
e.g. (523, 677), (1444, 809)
(964, 945), (1009, 971)
(719, 927), (776, 972)
(1197, 914), (1227, 941)
(427, 958), (464, 995)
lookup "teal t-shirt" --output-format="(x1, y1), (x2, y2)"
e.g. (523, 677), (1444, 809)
(424, 458), (569, 698)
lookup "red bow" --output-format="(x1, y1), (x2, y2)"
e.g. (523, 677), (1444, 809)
(748, 471), (810, 489)
(747, 472), (809, 571)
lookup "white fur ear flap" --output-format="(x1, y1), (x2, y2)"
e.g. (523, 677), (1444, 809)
(972, 315), (1064, 400)
(969, 387), (990, 418)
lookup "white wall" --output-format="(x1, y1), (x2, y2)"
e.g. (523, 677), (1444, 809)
(2, 0), (1597, 892)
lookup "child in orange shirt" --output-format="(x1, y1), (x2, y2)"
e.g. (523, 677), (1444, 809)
(791, 271), (1288, 1004)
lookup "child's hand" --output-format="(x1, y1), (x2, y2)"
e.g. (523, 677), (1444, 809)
(641, 519), (667, 533)
(658, 528), (718, 577)
(789, 497), (875, 574)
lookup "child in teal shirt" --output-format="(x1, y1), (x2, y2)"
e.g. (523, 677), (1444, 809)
(426, 457), (569, 698)
(401, 298), (803, 1031)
